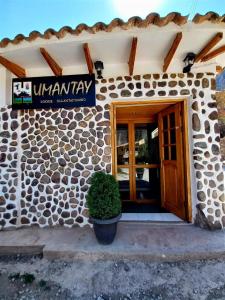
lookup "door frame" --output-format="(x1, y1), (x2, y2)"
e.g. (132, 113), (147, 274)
(110, 98), (192, 222)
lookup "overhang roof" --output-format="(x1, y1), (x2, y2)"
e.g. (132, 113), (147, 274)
(0, 11), (225, 77)
(1, 12), (225, 48)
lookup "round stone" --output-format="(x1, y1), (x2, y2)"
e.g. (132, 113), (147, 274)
(196, 191), (206, 203)
(208, 111), (218, 121)
(40, 175), (50, 184)
(146, 90), (155, 97)
(96, 94), (106, 101)
(74, 113), (83, 121)
(92, 156), (101, 164)
(192, 114), (201, 131)
(121, 90), (131, 97)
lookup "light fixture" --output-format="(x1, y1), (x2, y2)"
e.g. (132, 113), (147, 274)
(183, 52), (196, 73)
(94, 60), (104, 79)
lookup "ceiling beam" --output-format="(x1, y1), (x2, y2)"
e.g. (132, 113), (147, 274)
(195, 32), (223, 63)
(201, 45), (225, 62)
(128, 37), (138, 76)
(0, 55), (26, 78)
(163, 32), (182, 73)
(83, 43), (93, 74)
(40, 47), (62, 76)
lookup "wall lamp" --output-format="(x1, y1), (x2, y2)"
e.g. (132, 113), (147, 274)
(183, 52), (196, 73)
(94, 60), (104, 79)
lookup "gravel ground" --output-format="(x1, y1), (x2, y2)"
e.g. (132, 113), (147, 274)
(1, 255), (225, 299)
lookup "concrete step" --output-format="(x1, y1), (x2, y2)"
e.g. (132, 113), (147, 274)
(0, 223), (225, 262)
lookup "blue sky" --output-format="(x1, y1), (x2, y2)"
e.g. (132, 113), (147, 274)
(0, 0), (224, 40)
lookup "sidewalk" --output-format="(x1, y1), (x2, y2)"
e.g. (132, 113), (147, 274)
(0, 222), (225, 262)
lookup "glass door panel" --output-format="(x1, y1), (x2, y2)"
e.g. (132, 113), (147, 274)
(116, 167), (130, 201)
(135, 124), (150, 165)
(116, 124), (129, 165)
(135, 168), (160, 200)
(134, 123), (160, 165)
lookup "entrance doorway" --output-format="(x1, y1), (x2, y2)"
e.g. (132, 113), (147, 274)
(111, 100), (191, 222)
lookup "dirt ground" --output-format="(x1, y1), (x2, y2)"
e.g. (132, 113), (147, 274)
(1, 256), (225, 299)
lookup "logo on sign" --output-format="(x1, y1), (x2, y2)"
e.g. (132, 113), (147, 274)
(13, 81), (32, 104)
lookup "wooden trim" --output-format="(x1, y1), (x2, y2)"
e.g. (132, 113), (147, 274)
(129, 122), (135, 201)
(128, 37), (138, 76)
(195, 32), (223, 63)
(83, 43), (93, 74)
(110, 103), (116, 176)
(40, 47), (62, 76)
(111, 99), (184, 107)
(181, 99), (192, 222)
(201, 45), (225, 62)
(0, 55), (26, 78)
(116, 117), (156, 123)
(163, 32), (182, 72)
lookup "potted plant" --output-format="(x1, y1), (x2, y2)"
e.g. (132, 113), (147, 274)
(87, 171), (122, 245)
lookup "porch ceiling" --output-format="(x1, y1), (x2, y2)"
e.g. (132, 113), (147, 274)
(0, 12), (225, 77)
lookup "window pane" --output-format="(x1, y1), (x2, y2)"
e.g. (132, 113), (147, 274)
(135, 124), (149, 165)
(135, 168), (160, 200)
(171, 145), (177, 160)
(164, 146), (169, 160)
(169, 112), (175, 128)
(116, 168), (130, 200)
(163, 131), (168, 145)
(117, 124), (129, 165)
(163, 116), (168, 130)
(170, 129), (176, 144)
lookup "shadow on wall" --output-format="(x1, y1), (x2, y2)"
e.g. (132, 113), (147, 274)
(216, 91), (225, 162)
(216, 72), (225, 162)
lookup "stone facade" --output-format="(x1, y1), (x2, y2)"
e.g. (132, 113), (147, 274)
(216, 91), (225, 162)
(0, 73), (224, 230)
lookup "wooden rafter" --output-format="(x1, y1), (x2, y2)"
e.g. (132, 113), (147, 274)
(128, 37), (138, 76)
(163, 32), (182, 72)
(40, 48), (62, 76)
(83, 43), (93, 74)
(201, 45), (225, 62)
(0, 55), (26, 78)
(195, 32), (223, 63)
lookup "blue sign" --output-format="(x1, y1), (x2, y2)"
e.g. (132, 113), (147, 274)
(12, 74), (96, 109)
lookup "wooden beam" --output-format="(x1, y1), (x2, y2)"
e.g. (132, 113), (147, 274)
(163, 32), (182, 72)
(83, 43), (93, 74)
(128, 37), (138, 76)
(0, 55), (26, 78)
(40, 48), (62, 76)
(201, 45), (225, 62)
(195, 32), (223, 63)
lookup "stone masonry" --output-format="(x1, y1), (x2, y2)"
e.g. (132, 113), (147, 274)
(0, 73), (224, 229)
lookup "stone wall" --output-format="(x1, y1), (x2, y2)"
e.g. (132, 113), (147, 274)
(216, 91), (225, 162)
(0, 72), (224, 230)
(0, 109), (19, 228)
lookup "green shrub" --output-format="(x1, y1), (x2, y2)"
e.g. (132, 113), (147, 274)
(87, 172), (121, 220)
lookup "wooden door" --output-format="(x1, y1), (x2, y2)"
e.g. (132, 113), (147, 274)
(158, 103), (186, 220)
(116, 120), (160, 204)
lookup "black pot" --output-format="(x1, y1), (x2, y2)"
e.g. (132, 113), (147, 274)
(91, 214), (122, 245)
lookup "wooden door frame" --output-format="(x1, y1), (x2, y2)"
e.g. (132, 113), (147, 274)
(110, 99), (192, 222)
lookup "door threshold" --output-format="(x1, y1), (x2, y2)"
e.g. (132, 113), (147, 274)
(120, 213), (184, 223)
